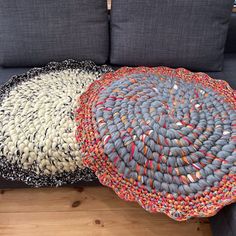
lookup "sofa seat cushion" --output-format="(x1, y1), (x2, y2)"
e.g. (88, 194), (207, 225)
(1, 54), (236, 88)
(0, 67), (30, 85)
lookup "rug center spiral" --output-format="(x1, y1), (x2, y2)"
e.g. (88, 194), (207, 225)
(94, 73), (236, 196)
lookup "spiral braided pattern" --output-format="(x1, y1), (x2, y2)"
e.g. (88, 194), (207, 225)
(76, 66), (236, 221)
(0, 60), (112, 186)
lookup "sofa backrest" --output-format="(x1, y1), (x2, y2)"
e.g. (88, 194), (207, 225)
(0, 0), (109, 67)
(0, 0), (235, 68)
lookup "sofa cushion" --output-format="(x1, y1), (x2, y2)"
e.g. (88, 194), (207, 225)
(0, 0), (109, 67)
(207, 54), (236, 89)
(225, 13), (236, 53)
(110, 0), (234, 71)
(0, 67), (29, 85)
(1, 54), (236, 88)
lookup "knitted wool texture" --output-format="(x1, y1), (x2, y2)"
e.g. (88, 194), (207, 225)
(0, 60), (113, 187)
(76, 66), (236, 221)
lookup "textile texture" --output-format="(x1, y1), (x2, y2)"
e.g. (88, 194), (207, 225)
(0, 60), (113, 187)
(76, 67), (236, 220)
(110, 0), (234, 71)
(0, 0), (109, 67)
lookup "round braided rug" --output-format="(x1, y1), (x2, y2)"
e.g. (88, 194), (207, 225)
(76, 66), (236, 221)
(0, 60), (112, 187)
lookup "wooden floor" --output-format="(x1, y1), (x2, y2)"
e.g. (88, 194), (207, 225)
(0, 186), (212, 236)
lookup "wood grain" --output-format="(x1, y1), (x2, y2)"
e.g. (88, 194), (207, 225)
(0, 187), (212, 236)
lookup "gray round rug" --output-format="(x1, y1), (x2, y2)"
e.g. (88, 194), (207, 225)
(76, 66), (236, 220)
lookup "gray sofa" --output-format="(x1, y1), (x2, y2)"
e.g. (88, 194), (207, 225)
(0, 4), (235, 236)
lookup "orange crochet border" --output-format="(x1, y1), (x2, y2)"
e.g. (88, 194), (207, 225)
(76, 66), (236, 221)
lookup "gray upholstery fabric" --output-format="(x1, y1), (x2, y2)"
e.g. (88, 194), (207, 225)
(225, 13), (236, 53)
(110, 0), (234, 71)
(0, 67), (29, 85)
(0, 0), (109, 67)
(207, 54), (236, 89)
(210, 203), (236, 236)
(1, 54), (235, 87)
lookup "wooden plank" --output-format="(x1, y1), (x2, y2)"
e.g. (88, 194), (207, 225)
(0, 187), (210, 221)
(0, 187), (212, 236)
(0, 187), (138, 213)
(0, 211), (211, 236)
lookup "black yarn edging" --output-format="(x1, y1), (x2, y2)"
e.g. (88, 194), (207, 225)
(0, 160), (97, 187)
(0, 59), (113, 187)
